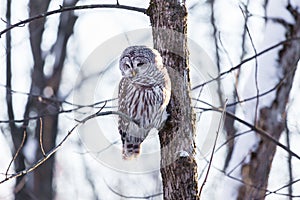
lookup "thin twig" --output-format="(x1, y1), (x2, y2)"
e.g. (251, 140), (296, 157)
(285, 113), (293, 199)
(76, 140), (100, 200)
(104, 178), (163, 199)
(0, 90), (118, 123)
(198, 138), (300, 198)
(191, 37), (300, 90)
(5, 130), (27, 178)
(209, 0), (224, 107)
(39, 117), (46, 157)
(0, 82), (117, 109)
(0, 4), (146, 37)
(215, 130), (252, 153)
(192, 62), (296, 109)
(0, 108), (137, 184)
(264, 178), (300, 198)
(199, 99), (227, 196)
(192, 99), (300, 160)
(239, 4), (260, 125)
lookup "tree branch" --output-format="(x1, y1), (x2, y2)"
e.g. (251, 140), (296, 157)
(38, 118), (46, 157)
(5, 130), (26, 178)
(285, 114), (294, 200)
(193, 100), (300, 160)
(0, 108), (136, 185)
(199, 100), (227, 196)
(104, 179), (163, 199)
(0, 3), (146, 37)
(191, 37), (300, 90)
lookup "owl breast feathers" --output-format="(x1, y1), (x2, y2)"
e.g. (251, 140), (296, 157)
(118, 46), (171, 159)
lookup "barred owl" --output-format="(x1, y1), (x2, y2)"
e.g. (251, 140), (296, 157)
(118, 46), (171, 159)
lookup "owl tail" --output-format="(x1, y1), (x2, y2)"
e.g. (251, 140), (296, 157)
(122, 136), (142, 160)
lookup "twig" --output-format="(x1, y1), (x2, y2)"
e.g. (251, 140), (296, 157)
(76, 110), (138, 126)
(192, 61), (297, 109)
(39, 117), (46, 157)
(5, 130), (27, 178)
(0, 82), (118, 109)
(76, 140), (100, 200)
(197, 152), (263, 194)
(239, 4), (260, 125)
(209, 0), (223, 107)
(0, 89), (118, 123)
(0, 108), (136, 185)
(217, 30), (239, 170)
(215, 129), (252, 153)
(104, 178), (163, 199)
(192, 99), (300, 160)
(239, 0), (250, 60)
(96, 140), (119, 156)
(191, 37), (300, 90)
(285, 114), (293, 199)
(197, 130), (251, 180)
(199, 99), (227, 196)
(264, 178), (300, 198)
(0, 4), (146, 37)
(198, 138), (300, 199)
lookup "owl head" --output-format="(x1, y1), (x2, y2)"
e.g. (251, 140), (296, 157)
(119, 46), (164, 81)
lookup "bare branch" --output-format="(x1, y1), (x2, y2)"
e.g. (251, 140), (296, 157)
(104, 179), (163, 199)
(192, 55), (297, 110)
(0, 108), (138, 185)
(239, 4), (260, 125)
(209, 0), (223, 107)
(0, 86), (118, 123)
(191, 37), (300, 90)
(199, 144), (300, 198)
(193, 99), (300, 160)
(5, 130), (27, 178)
(264, 178), (300, 198)
(75, 141), (100, 200)
(215, 130), (252, 153)
(0, 4), (146, 37)
(199, 99), (227, 196)
(285, 114), (294, 199)
(197, 145), (271, 196)
(39, 118), (46, 157)
(0, 83), (118, 109)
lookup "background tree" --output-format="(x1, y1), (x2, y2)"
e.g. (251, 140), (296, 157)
(236, 2), (300, 199)
(4, 0), (78, 199)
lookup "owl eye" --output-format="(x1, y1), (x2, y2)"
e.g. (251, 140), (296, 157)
(124, 63), (131, 69)
(137, 62), (145, 67)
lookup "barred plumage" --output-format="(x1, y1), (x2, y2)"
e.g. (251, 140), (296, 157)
(118, 46), (171, 159)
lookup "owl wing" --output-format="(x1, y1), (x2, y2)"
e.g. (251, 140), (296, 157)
(118, 78), (145, 159)
(118, 77), (170, 159)
(152, 86), (171, 130)
(118, 77), (130, 144)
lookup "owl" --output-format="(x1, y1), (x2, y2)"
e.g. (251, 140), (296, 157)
(118, 46), (171, 159)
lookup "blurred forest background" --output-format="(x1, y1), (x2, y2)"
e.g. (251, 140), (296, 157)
(0, 0), (300, 199)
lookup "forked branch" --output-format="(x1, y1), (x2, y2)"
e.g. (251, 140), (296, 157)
(0, 108), (136, 185)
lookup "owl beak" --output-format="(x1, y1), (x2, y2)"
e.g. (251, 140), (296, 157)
(131, 70), (136, 77)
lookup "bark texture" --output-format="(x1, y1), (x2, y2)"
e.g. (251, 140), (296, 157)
(147, 1), (199, 199)
(237, 6), (300, 199)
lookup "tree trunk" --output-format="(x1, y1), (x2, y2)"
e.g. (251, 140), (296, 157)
(147, 1), (199, 199)
(237, 6), (300, 199)
(6, 0), (33, 199)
